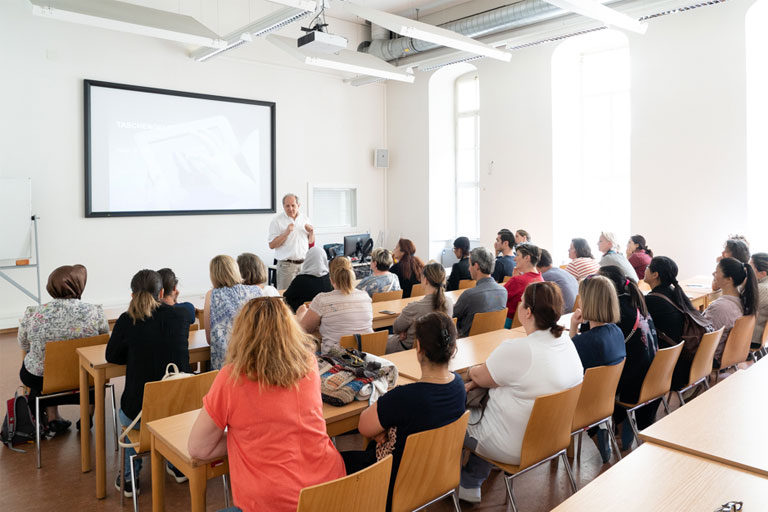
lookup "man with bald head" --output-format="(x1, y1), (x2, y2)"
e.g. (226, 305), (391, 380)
(268, 193), (315, 289)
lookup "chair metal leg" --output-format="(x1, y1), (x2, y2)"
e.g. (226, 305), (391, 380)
(120, 445), (125, 506)
(661, 395), (670, 415)
(577, 431), (583, 460)
(561, 452), (578, 493)
(35, 397), (41, 469)
(222, 474), (230, 508)
(702, 378), (710, 390)
(607, 419), (622, 461)
(450, 489), (461, 512)
(676, 390), (685, 407)
(109, 384), (118, 452)
(504, 475), (518, 512)
(628, 410), (642, 447)
(130, 454), (139, 512)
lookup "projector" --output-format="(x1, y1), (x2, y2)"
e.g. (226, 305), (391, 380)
(297, 30), (347, 54)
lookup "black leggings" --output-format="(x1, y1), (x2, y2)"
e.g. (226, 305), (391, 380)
(19, 363), (95, 416)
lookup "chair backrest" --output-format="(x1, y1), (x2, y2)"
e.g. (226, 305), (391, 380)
(458, 279), (476, 289)
(297, 455), (392, 512)
(519, 383), (582, 470)
(509, 310), (522, 329)
(189, 323), (200, 332)
(636, 342), (683, 404)
(571, 360), (625, 432)
(502, 276), (512, 283)
(339, 330), (388, 356)
(390, 411), (469, 512)
(410, 284), (426, 297)
(42, 334), (110, 394)
(468, 308), (508, 337)
(687, 327), (724, 385)
(762, 320), (768, 348)
(373, 290), (403, 303)
(573, 294), (581, 312)
(136, 370), (218, 452)
(720, 315), (757, 369)
(638, 280), (651, 292)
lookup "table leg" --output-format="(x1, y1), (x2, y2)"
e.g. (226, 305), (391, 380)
(189, 469), (207, 512)
(94, 370), (106, 499)
(151, 436), (166, 512)
(79, 362), (91, 472)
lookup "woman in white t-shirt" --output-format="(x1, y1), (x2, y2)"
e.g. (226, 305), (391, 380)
(297, 256), (372, 353)
(458, 281), (583, 504)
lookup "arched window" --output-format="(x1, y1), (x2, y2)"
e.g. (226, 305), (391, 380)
(551, 30), (630, 263)
(428, 63), (479, 260)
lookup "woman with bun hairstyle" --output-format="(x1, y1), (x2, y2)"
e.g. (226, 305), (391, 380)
(597, 232), (638, 282)
(626, 235), (653, 280)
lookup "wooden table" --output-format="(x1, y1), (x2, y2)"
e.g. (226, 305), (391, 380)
(385, 328), (526, 380)
(372, 289), (464, 329)
(679, 275), (721, 310)
(639, 357), (768, 476)
(77, 329), (210, 499)
(551, 443), (768, 511)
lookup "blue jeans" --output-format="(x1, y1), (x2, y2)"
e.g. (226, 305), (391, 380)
(119, 409), (180, 481)
(460, 434), (493, 489)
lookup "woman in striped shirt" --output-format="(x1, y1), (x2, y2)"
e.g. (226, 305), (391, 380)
(566, 238), (601, 280)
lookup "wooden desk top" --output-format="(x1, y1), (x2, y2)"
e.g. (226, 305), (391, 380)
(372, 289), (464, 324)
(552, 443), (768, 511)
(639, 361), (768, 476)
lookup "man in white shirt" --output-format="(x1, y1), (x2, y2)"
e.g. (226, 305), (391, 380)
(268, 193), (315, 289)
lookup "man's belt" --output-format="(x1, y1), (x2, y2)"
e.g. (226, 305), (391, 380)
(282, 259), (304, 264)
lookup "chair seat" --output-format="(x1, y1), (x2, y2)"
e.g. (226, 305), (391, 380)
(475, 452), (521, 475)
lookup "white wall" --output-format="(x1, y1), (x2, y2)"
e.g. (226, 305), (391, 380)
(387, 0), (756, 276)
(0, 2), (386, 327)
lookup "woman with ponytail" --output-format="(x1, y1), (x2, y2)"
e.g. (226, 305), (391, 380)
(626, 235), (653, 280)
(386, 262), (453, 353)
(460, 282), (583, 503)
(705, 257), (760, 366)
(391, 238), (424, 298)
(750, 253), (768, 347)
(106, 269), (191, 495)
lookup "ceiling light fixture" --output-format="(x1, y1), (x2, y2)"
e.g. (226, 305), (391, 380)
(542, 0), (648, 34)
(266, 0), (317, 11)
(339, 1), (512, 62)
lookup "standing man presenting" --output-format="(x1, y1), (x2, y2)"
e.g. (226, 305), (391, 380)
(269, 193), (314, 289)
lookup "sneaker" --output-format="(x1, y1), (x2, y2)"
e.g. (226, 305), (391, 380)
(47, 419), (72, 434)
(166, 464), (188, 483)
(595, 429), (612, 464)
(115, 475), (140, 498)
(458, 485), (482, 504)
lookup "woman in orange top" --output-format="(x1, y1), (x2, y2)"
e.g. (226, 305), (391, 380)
(188, 297), (345, 512)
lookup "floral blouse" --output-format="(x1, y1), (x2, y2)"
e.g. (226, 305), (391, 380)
(209, 284), (262, 370)
(18, 299), (109, 377)
(355, 273), (401, 298)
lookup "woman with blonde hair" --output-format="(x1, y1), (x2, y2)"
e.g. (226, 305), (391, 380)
(597, 232), (638, 282)
(204, 255), (261, 369)
(386, 262), (454, 353)
(236, 252), (279, 296)
(356, 247), (401, 297)
(188, 298), (345, 511)
(297, 256), (372, 353)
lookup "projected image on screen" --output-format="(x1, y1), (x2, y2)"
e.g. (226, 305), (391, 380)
(85, 80), (275, 217)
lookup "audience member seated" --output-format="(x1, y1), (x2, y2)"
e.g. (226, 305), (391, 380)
(565, 238), (601, 280)
(342, 312), (466, 508)
(157, 267), (196, 324)
(283, 247), (333, 312)
(644, 256), (708, 390)
(514, 229), (531, 245)
(705, 257), (759, 367)
(356, 248), (401, 297)
(386, 263), (454, 353)
(492, 229), (516, 283)
(453, 247), (507, 337)
(598, 232), (638, 282)
(237, 252), (280, 296)
(460, 282), (583, 503)
(188, 298), (345, 512)
(750, 253), (768, 348)
(503, 243), (543, 327)
(18, 264), (108, 433)
(720, 237), (750, 264)
(390, 238), (424, 298)
(537, 249), (577, 313)
(446, 236), (472, 291)
(106, 269), (191, 496)
(297, 256), (372, 353)
(204, 255), (262, 370)
(626, 235), (653, 280)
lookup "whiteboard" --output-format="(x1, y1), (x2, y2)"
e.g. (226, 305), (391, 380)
(0, 178), (32, 261)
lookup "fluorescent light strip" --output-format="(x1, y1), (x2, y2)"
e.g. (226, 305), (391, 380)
(192, 35), (252, 62)
(543, 0), (648, 34)
(266, 0), (317, 11)
(305, 56), (415, 83)
(340, 1), (512, 62)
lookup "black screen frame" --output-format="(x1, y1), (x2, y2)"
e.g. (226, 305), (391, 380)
(84, 79), (276, 218)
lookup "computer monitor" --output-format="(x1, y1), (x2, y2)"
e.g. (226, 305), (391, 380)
(343, 233), (371, 260)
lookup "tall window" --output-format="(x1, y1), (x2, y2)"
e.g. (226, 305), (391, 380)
(747, 0), (768, 250)
(552, 30), (630, 264)
(455, 72), (480, 240)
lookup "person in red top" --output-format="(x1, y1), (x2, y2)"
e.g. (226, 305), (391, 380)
(187, 297), (345, 512)
(626, 235), (653, 280)
(503, 243), (544, 328)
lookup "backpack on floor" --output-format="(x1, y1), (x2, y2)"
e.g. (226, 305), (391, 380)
(1, 389), (38, 452)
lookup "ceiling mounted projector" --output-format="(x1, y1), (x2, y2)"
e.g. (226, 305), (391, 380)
(297, 29), (347, 54)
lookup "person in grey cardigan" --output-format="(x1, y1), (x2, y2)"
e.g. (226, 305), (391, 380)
(386, 263), (454, 353)
(453, 247), (508, 337)
(597, 231), (638, 282)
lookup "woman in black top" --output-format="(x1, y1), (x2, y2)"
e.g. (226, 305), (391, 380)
(390, 238), (424, 298)
(106, 269), (190, 496)
(283, 247), (333, 312)
(446, 236), (472, 291)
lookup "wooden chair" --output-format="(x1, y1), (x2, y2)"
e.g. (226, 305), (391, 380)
(458, 279), (476, 290)
(410, 284), (427, 297)
(188, 323), (200, 332)
(509, 310), (522, 329)
(468, 308), (508, 337)
(638, 280), (651, 292)
(297, 455), (392, 512)
(570, 360), (626, 464)
(119, 371), (219, 512)
(477, 384), (583, 512)
(340, 330), (389, 356)
(372, 290), (403, 303)
(502, 276), (512, 283)
(616, 342), (683, 448)
(573, 294), (581, 312)
(716, 315), (757, 379)
(35, 334), (115, 469)
(390, 411), (469, 512)
(749, 320), (768, 361)
(674, 328), (723, 406)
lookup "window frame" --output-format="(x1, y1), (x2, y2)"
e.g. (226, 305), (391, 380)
(454, 71), (480, 241)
